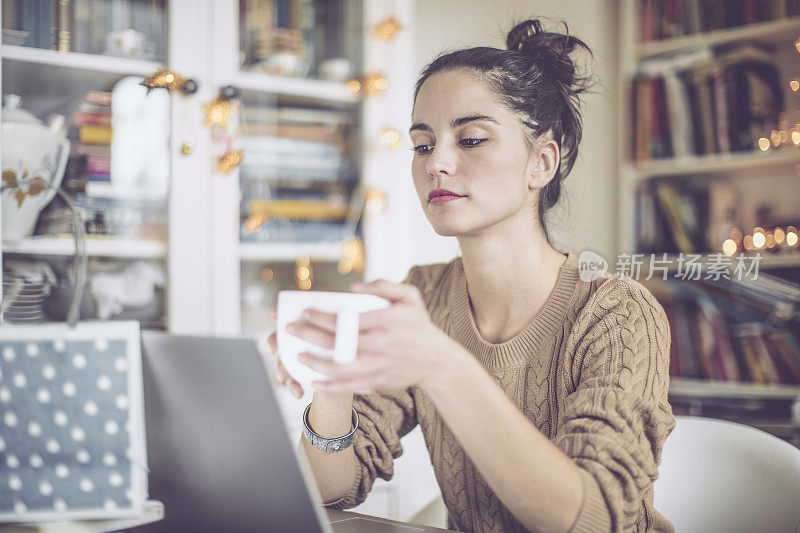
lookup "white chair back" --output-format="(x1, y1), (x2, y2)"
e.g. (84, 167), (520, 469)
(654, 415), (800, 533)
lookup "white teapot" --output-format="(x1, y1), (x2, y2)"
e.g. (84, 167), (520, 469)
(1, 94), (71, 242)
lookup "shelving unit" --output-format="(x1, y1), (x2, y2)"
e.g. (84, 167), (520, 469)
(618, 2), (800, 422)
(617, 3), (800, 253)
(1, 1), (435, 522)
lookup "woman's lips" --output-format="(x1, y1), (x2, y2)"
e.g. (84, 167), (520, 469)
(429, 194), (464, 205)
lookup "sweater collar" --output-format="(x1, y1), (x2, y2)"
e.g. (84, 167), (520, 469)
(448, 252), (580, 370)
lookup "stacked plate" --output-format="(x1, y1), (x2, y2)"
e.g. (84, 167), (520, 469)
(2, 269), (53, 323)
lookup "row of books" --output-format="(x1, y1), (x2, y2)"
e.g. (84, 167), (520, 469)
(239, 0), (350, 76)
(638, 0), (800, 42)
(634, 177), (800, 256)
(238, 103), (360, 244)
(635, 178), (736, 254)
(631, 45), (783, 161)
(2, 0), (165, 58)
(651, 273), (800, 386)
(241, 105), (357, 181)
(62, 90), (113, 193)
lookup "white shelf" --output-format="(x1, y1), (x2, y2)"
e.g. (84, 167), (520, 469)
(3, 237), (168, 259)
(238, 241), (346, 262)
(669, 377), (800, 399)
(637, 252), (800, 271)
(1, 45), (163, 76)
(232, 70), (359, 104)
(630, 149), (800, 178)
(635, 16), (800, 59)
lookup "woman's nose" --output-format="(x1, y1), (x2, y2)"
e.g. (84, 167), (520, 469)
(425, 144), (456, 177)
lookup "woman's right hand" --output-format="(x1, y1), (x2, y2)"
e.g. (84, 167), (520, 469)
(268, 306), (305, 399)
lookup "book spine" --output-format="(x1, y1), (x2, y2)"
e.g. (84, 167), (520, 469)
(58, 0), (72, 51)
(72, 0), (91, 53)
(18, 0), (37, 48)
(73, 112), (112, 126)
(2, 0), (14, 30)
(79, 125), (113, 144)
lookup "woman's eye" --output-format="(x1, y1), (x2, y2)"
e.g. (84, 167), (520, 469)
(412, 144), (433, 156)
(460, 138), (487, 147)
(411, 138), (486, 156)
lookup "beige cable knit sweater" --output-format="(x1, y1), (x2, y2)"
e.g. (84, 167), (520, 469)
(323, 253), (676, 532)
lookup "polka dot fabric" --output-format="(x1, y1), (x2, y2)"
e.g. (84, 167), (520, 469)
(0, 322), (145, 521)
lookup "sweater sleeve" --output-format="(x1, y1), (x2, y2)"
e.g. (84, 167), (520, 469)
(323, 265), (429, 509)
(322, 386), (418, 509)
(554, 276), (676, 533)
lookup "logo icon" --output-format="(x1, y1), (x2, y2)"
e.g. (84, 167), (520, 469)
(578, 250), (608, 282)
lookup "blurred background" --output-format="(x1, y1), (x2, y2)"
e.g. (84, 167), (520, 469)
(1, 0), (800, 523)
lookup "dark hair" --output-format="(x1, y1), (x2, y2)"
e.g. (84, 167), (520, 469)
(413, 19), (594, 244)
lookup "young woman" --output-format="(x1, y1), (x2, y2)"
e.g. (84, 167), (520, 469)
(267, 19), (675, 533)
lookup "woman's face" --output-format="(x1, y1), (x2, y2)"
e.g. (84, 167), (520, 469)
(409, 69), (545, 238)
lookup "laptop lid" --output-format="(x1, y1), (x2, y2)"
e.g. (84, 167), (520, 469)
(135, 332), (333, 533)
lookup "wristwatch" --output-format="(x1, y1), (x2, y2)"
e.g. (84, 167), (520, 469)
(302, 403), (359, 453)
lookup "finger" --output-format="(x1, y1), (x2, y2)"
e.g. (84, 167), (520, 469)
(289, 380), (304, 399)
(267, 331), (277, 355)
(271, 306), (277, 319)
(275, 358), (289, 383)
(357, 308), (395, 332)
(297, 351), (384, 381)
(301, 308), (338, 333)
(276, 359), (305, 398)
(351, 279), (420, 304)
(287, 321), (335, 350)
(311, 372), (385, 394)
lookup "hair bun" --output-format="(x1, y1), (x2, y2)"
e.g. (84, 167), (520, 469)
(506, 19), (543, 52)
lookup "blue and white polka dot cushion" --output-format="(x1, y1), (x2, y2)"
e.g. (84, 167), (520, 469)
(0, 321), (147, 522)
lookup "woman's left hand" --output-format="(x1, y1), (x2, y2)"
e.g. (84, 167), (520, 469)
(290, 280), (451, 393)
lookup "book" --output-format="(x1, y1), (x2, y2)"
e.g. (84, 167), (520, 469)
(73, 112), (112, 126)
(78, 125), (112, 144)
(72, 143), (110, 157)
(57, 0), (72, 52)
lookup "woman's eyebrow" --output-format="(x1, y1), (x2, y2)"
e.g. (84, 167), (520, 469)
(409, 114), (499, 133)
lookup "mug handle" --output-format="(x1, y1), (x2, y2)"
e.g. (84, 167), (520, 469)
(333, 308), (360, 364)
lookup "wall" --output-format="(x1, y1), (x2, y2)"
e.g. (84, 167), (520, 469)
(396, 0), (621, 269)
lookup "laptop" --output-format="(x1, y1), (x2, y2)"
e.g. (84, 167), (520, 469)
(133, 332), (442, 533)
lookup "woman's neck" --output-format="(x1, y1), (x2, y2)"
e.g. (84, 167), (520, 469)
(457, 232), (567, 344)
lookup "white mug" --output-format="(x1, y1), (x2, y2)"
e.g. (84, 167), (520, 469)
(276, 290), (389, 392)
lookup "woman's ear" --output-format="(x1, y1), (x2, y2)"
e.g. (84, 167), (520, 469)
(526, 138), (560, 190)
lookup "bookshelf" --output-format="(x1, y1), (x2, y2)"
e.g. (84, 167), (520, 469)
(619, 1), (800, 438)
(2, 0), (435, 523)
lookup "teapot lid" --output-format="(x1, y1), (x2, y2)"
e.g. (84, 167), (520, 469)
(2, 94), (42, 124)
